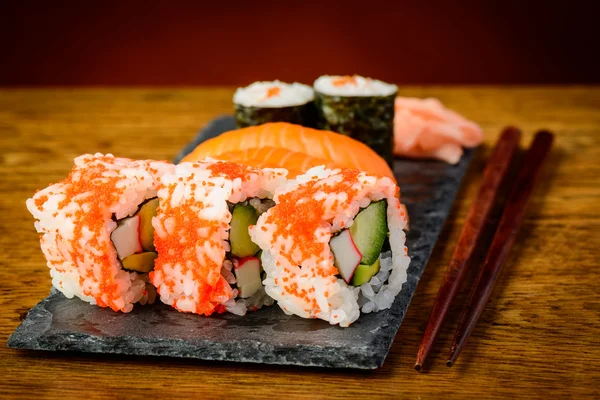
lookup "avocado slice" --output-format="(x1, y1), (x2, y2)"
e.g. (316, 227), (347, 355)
(349, 200), (388, 265)
(122, 251), (157, 273)
(230, 204), (260, 258)
(137, 198), (159, 252)
(351, 257), (381, 286)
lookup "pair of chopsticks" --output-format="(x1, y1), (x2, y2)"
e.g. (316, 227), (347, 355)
(414, 127), (554, 371)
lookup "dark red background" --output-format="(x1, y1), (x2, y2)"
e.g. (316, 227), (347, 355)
(2, 1), (597, 86)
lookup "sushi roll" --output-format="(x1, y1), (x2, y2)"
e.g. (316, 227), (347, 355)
(149, 160), (287, 316)
(26, 153), (174, 312)
(313, 75), (398, 166)
(233, 81), (316, 128)
(249, 166), (410, 327)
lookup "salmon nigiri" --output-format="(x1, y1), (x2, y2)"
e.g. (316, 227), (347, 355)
(181, 122), (395, 181)
(203, 147), (342, 178)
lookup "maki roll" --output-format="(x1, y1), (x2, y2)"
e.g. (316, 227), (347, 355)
(149, 160), (287, 316)
(313, 75), (398, 166)
(233, 80), (316, 128)
(26, 153), (174, 312)
(249, 166), (410, 327)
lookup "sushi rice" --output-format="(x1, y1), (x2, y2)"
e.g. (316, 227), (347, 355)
(250, 166), (410, 327)
(233, 80), (314, 108)
(26, 153), (174, 312)
(313, 75), (397, 97)
(149, 159), (287, 316)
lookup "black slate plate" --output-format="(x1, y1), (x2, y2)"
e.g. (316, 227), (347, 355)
(8, 116), (474, 369)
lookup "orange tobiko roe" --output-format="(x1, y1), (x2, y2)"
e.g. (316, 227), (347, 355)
(150, 182), (234, 316)
(206, 160), (255, 181)
(42, 155), (130, 311)
(263, 169), (365, 308)
(151, 161), (267, 316)
(332, 75), (358, 87)
(264, 86), (281, 99)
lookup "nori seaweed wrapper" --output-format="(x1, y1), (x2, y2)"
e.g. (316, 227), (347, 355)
(314, 92), (396, 166)
(234, 101), (317, 129)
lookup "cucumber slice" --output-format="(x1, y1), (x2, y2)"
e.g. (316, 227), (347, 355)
(122, 251), (157, 273)
(230, 204), (260, 258)
(137, 198), (159, 252)
(349, 200), (387, 265)
(351, 257), (381, 286)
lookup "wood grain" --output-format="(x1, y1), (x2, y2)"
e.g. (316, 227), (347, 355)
(1, 87), (599, 399)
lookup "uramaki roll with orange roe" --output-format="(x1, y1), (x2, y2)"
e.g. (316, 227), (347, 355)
(26, 153), (174, 312)
(249, 166), (410, 327)
(149, 159), (287, 316)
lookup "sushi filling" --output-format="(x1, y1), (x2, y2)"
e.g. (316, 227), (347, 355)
(221, 197), (275, 315)
(110, 197), (159, 304)
(109, 196), (276, 312)
(330, 200), (393, 308)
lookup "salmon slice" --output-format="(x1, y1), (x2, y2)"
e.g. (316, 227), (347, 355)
(181, 122), (395, 181)
(206, 147), (342, 178)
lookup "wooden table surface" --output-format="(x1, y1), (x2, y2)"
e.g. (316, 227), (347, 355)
(1, 87), (598, 398)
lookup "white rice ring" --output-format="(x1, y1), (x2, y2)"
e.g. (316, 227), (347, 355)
(250, 166), (410, 327)
(233, 80), (314, 107)
(314, 75), (397, 97)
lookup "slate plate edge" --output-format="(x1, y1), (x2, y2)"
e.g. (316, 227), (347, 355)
(7, 291), (384, 369)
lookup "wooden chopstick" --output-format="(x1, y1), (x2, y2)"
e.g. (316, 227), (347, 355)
(446, 130), (554, 367)
(414, 126), (521, 371)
